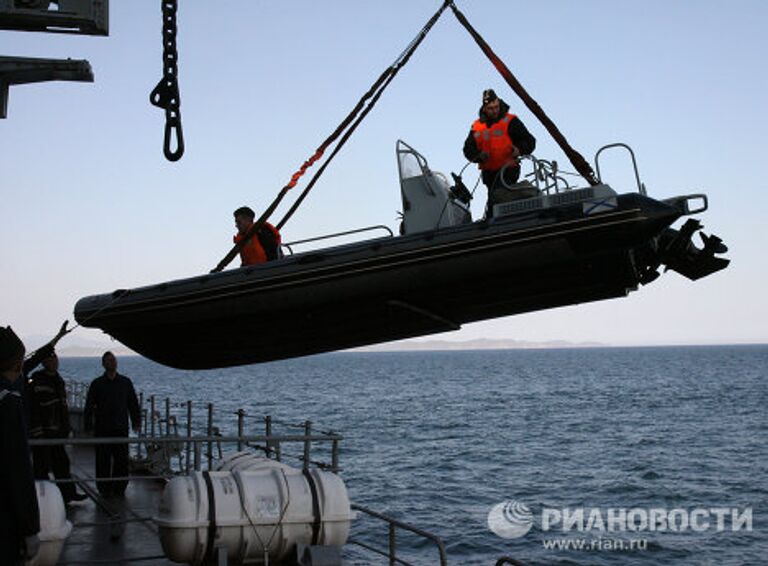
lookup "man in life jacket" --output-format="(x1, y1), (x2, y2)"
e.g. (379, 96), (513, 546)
(233, 206), (282, 266)
(463, 88), (536, 217)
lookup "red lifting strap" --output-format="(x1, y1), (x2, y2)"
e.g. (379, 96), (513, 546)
(283, 64), (394, 192)
(449, 2), (600, 186)
(211, 1), (599, 273)
(210, 1), (451, 273)
(275, 0), (453, 231)
(287, 151), (324, 190)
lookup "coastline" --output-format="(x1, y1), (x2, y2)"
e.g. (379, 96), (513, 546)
(47, 340), (768, 358)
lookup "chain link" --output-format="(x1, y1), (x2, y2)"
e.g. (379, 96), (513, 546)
(149, 0), (184, 161)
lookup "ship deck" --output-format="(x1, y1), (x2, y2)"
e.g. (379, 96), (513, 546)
(61, 444), (176, 565)
(39, 391), (449, 565)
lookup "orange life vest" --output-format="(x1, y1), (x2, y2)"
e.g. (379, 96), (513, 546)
(234, 222), (281, 266)
(471, 113), (518, 171)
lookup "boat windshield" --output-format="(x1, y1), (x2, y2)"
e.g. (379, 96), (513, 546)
(396, 140), (430, 183)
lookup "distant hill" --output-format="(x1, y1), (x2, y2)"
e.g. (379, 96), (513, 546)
(23, 333), (136, 358)
(56, 344), (137, 358)
(354, 337), (607, 352)
(24, 333), (605, 359)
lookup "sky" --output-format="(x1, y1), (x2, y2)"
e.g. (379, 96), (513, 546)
(1, 0), (766, 350)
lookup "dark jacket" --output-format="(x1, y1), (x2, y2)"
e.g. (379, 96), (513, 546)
(21, 343), (54, 379)
(0, 378), (40, 562)
(463, 98), (536, 166)
(25, 369), (70, 438)
(83, 373), (140, 436)
(2, 342), (57, 397)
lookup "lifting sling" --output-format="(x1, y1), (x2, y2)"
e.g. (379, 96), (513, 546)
(210, 1), (452, 273)
(448, 2), (598, 186)
(210, 0), (598, 273)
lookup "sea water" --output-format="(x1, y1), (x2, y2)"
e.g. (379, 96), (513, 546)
(59, 345), (767, 565)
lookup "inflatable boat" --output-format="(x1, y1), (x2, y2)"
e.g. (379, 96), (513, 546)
(74, 142), (729, 369)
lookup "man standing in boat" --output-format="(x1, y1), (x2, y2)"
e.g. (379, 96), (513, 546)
(0, 327), (40, 564)
(83, 352), (140, 497)
(233, 206), (282, 266)
(463, 88), (536, 216)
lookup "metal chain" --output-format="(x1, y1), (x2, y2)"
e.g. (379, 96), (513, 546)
(149, 0), (184, 161)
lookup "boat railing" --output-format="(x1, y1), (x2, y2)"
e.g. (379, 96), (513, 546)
(594, 142), (647, 195)
(520, 154), (577, 194)
(348, 503), (448, 566)
(595, 143), (708, 215)
(281, 224), (394, 255)
(519, 142), (652, 198)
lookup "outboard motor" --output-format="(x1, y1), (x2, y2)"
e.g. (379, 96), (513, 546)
(659, 219), (730, 280)
(397, 140), (471, 234)
(632, 218), (729, 285)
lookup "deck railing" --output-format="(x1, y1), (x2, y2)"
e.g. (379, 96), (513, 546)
(44, 382), (448, 565)
(349, 503), (448, 566)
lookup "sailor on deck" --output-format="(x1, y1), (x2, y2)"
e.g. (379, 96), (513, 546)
(26, 350), (88, 504)
(463, 89), (536, 217)
(0, 326), (40, 565)
(83, 352), (141, 497)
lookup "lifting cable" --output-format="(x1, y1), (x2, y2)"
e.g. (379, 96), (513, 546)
(448, 2), (599, 186)
(209, 0), (452, 273)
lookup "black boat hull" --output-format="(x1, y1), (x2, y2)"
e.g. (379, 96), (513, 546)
(74, 193), (718, 369)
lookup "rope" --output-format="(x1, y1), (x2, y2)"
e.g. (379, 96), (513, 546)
(24, 288), (133, 362)
(448, 2), (599, 186)
(236, 468), (292, 565)
(68, 289), (131, 332)
(209, 0), (452, 273)
(23, 319), (75, 362)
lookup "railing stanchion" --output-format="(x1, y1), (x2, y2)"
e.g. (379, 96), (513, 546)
(237, 409), (245, 451)
(207, 403), (214, 470)
(266, 415), (280, 461)
(186, 400), (192, 473)
(332, 438), (340, 473)
(389, 523), (396, 566)
(136, 392), (144, 459)
(303, 421), (312, 470)
(150, 395), (156, 438)
(350, 503), (448, 566)
(165, 397), (171, 436)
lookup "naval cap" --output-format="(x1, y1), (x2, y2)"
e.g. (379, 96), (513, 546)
(0, 326), (24, 364)
(482, 88), (498, 106)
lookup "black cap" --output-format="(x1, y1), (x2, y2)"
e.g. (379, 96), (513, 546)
(233, 206), (256, 220)
(0, 326), (24, 364)
(482, 89), (498, 105)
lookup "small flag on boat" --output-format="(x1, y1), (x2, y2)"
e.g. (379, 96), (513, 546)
(583, 197), (618, 215)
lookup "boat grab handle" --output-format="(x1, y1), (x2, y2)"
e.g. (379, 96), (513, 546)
(594, 143), (646, 195)
(282, 225), (394, 255)
(662, 193), (708, 216)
